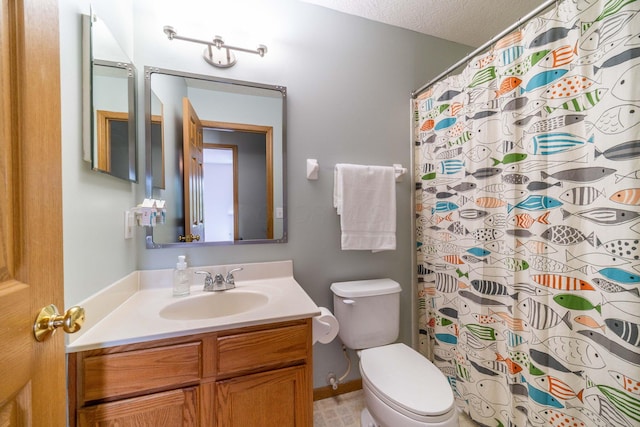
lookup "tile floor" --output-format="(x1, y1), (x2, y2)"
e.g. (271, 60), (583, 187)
(313, 389), (478, 426)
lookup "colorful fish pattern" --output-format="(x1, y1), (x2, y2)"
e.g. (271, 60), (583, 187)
(414, 1), (640, 426)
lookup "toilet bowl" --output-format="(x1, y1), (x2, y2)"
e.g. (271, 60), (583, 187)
(330, 279), (458, 427)
(359, 344), (458, 427)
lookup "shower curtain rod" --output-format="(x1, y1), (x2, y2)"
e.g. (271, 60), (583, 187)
(411, 0), (557, 98)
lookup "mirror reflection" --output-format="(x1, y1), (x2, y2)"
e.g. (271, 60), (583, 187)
(151, 91), (164, 189)
(145, 67), (287, 247)
(83, 13), (137, 182)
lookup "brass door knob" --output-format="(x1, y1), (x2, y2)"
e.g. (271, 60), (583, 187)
(178, 234), (201, 242)
(33, 304), (85, 342)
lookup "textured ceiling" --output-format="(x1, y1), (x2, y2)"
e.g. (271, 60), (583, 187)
(301, 0), (549, 47)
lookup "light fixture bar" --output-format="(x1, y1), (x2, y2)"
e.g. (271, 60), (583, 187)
(163, 26), (267, 68)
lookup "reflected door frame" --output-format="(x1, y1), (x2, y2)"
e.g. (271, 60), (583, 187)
(201, 120), (273, 239)
(96, 109), (127, 172)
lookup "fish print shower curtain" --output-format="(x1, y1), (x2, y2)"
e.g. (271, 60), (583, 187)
(414, 0), (640, 426)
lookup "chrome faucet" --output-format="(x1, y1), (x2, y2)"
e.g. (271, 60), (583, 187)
(195, 271), (225, 291)
(195, 267), (243, 291)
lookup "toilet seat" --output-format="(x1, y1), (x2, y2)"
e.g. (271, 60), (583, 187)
(359, 343), (456, 423)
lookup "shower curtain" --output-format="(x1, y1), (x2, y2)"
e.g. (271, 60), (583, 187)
(414, 0), (640, 426)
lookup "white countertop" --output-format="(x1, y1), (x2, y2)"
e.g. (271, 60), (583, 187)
(66, 260), (321, 352)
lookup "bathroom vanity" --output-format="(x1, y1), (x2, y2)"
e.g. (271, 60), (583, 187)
(66, 261), (319, 427)
(68, 319), (311, 426)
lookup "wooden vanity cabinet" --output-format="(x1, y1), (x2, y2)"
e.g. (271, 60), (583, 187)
(68, 319), (313, 427)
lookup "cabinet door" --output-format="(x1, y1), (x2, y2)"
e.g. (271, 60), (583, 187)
(77, 387), (198, 427)
(215, 365), (311, 427)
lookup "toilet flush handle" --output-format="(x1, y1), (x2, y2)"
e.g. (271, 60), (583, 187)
(342, 299), (355, 305)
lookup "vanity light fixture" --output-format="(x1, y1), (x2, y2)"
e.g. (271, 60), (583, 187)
(163, 26), (267, 68)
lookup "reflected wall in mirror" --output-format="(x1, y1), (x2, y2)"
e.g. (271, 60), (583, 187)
(151, 91), (164, 189)
(82, 13), (137, 182)
(145, 67), (287, 248)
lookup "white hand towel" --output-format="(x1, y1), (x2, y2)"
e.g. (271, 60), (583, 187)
(334, 164), (396, 251)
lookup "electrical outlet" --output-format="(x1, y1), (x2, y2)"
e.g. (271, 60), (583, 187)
(276, 207), (284, 219)
(124, 210), (134, 239)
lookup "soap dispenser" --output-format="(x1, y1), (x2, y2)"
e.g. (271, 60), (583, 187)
(173, 255), (190, 296)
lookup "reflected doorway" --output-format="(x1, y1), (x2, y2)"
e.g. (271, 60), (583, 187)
(203, 145), (237, 241)
(202, 122), (273, 241)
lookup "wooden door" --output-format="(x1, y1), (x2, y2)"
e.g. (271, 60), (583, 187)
(0, 0), (66, 425)
(215, 366), (311, 427)
(182, 98), (204, 241)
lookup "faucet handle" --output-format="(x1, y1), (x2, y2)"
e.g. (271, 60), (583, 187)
(195, 270), (212, 280)
(195, 270), (221, 291)
(225, 267), (243, 285)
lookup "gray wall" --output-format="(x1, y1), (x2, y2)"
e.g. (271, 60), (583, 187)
(60, 0), (137, 308)
(60, 0), (471, 387)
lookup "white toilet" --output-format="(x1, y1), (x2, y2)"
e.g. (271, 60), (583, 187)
(331, 279), (458, 427)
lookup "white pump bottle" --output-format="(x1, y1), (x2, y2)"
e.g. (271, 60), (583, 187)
(173, 255), (190, 296)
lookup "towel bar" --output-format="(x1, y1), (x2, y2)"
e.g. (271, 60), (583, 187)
(306, 160), (407, 182)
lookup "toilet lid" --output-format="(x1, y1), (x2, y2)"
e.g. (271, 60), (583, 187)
(360, 343), (455, 418)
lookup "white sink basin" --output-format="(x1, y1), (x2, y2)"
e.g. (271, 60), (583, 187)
(159, 290), (269, 320)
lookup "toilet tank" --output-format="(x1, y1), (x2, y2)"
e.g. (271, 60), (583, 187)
(330, 279), (401, 350)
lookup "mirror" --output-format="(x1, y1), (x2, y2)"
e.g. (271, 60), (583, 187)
(144, 67), (287, 248)
(82, 13), (137, 182)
